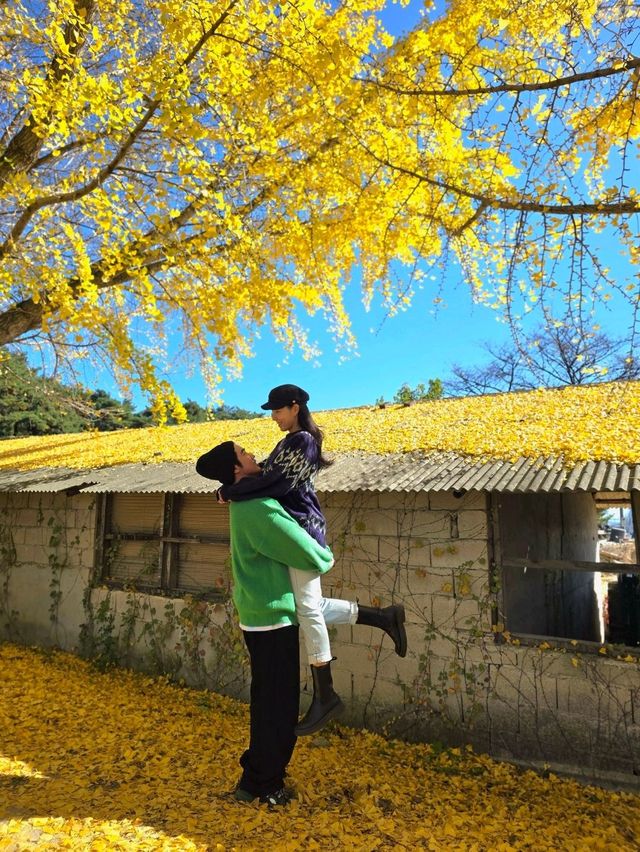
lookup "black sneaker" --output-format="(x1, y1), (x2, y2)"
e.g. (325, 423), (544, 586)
(259, 787), (292, 807)
(233, 786), (256, 803)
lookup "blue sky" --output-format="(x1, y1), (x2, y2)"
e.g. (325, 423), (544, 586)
(174, 277), (520, 412)
(160, 266), (631, 413)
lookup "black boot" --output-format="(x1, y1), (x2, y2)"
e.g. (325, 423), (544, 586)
(356, 604), (407, 657)
(294, 661), (344, 737)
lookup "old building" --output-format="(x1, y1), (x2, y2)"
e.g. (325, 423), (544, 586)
(1, 381), (639, 783)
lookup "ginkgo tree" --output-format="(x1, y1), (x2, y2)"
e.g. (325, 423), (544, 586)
(0, 0), (638, 419)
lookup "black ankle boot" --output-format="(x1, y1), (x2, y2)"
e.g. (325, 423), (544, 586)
(294, 661), (344, 737)
(356, 604), (407, 657)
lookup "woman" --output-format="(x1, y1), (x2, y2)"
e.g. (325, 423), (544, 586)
(218, 383), (407, 736)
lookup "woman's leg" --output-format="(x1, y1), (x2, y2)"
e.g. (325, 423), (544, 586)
(288, 566), (406, 662)
(288, 567), (333, 665)
(289, 567), (345, 736)
(320, 595), (358, 626)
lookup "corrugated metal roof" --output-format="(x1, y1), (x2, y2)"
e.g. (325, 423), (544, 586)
(0, 467), (100, 493)
(0, 452), (637, 495)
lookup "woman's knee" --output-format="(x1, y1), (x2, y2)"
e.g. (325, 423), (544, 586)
(296, 599), (323, 620)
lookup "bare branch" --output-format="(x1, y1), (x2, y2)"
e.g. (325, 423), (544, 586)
(359, 56), (640, 98)
(369, 154), (640, 217)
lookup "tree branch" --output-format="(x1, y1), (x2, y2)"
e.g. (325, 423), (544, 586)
(0, 129), (340, 346)
(0, 0), (97, 190)
(371, 155), (640, 217)
(358, 56), (640, 98)
(0, 0), (239, 260)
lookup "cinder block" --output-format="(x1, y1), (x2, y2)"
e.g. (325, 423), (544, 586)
(398, 510), (450, 540)
(379, 492), (430, 511)
(347, 562), (392, 596)
(323, 507), (351, 531)
(371, 674), (407, 706)
(70, 547), (96, 569)
(331, 534), (380, 562)
(376, 649), (422, 684)
(403, 621), (432, 652)
(6, 526), (26, 545)
(332, 640), (381, 673)
(454, 598), (485, 630)
(15, 543), (49, 566)
(15, 508), (43, 527)
(428, 595), (484, 633)
(490, 663), (539, 711)
(352, 508), (399, 537)
(457, 510), (489, 539)
(429, 595), (458, 631)
(75, 529), (95, 551)
(420, 633), (459, 660)
(75, 494), (96, 512)
(431, 540), (488, 569)
(378, 535), (430, 568)
(598, 661), (640, 692)
(429, 491), (487, 512)
(328, 665), (354, 699)
(487, 644), (521, 667)
(453, 566), (490, 600)
(362, 559), (404, 590)
(318, 491), (368, 510)
(403, 593), (437, 622)
(1, 494), (22, 511)
(403, 566), (454, 598)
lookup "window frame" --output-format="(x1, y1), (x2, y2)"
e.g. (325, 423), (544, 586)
(96, 492), (231, 601)
(491, 490), (640, 656)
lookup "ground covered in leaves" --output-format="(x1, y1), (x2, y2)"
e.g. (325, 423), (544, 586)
(1, 644), (639, 851)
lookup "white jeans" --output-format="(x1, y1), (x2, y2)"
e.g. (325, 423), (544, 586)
(288, 567), (358, 665)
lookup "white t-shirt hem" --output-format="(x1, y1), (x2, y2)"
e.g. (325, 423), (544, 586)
(240, 621), (291, 632)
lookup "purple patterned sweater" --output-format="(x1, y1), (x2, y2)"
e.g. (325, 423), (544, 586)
(220, 430), (327, 547)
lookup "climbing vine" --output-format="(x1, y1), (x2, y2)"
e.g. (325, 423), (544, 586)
(0, 503), (19, 638)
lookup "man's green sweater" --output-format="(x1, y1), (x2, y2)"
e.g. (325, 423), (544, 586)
(229, 497), (334, 629)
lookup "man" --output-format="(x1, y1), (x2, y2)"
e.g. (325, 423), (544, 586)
(195, 440), (334, 806)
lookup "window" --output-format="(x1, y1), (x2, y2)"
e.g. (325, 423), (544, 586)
(596, 496), (639, 646)
(99, 492), (230, 599)
(497, 491), (640, 648)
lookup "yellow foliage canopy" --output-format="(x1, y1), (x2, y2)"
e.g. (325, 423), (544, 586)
(0, 380), (637, 471)
(0, 0), (638, 416)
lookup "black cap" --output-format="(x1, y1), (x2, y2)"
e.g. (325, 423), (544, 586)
(260, 384), (310, 410)
(195, 440), (237, 484)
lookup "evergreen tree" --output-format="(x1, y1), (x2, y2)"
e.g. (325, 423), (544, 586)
(0, 352), (86, 437)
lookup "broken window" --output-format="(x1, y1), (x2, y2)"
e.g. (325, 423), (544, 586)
(98, 492), (230, 598)
(596, 496), (639, 646)
(497, 491), (639, 647)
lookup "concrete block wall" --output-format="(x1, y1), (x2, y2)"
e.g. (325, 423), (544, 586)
(317, 489), (640, 781)
(0, 491), (96, 649)
(2, 485), (640, 780)
(484, 643), (640, 776)
(316, 489), (493, 732)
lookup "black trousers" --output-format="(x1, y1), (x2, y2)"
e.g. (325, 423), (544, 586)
(239, 625), (300, 797)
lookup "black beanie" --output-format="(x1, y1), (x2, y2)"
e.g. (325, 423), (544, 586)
(195, 441), (237, 484)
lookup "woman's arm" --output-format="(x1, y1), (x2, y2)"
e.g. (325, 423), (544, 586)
(219, 432), (317, 502)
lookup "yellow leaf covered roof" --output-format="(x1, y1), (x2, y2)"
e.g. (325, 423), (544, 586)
(0, 381), (638, 472)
